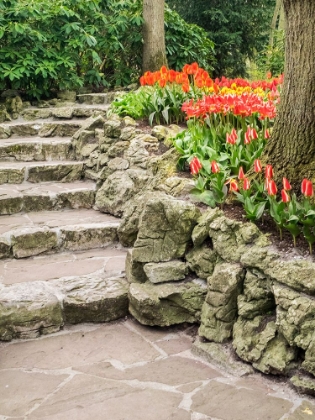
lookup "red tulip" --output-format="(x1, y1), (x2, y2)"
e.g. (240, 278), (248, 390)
(230, 179), (238, 192)
(244, 130), (251, 144)
(211, 160), (220, 173)
(265, 164), (274, 179)
(238, 166), (245, 180)
(282, 177), (291, 191)
(281, 189), (290, 203)
(189, 157), (202, 175)
(264, 129), (270, 139)
(301, 178), (309, 194)
(267, 179), (277, 196)
(250, 128), (258, 140)
(254, 159), (262, 173)
(243, 177), (250, 190)
(303, 180), (314, 197)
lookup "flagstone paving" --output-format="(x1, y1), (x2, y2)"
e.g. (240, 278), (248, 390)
(0, 318), (314, 420)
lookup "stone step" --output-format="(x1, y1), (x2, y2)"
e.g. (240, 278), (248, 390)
(0, 160), (85, 184)
(0, 181), (95, 215)
(0, 137), (73, 162)
(0, 247), (128, 341)
(77, 92), (118, 105)
(21, 104), (109, 121)
(0, 209), (121, 258)
(0, 119), (84, 139)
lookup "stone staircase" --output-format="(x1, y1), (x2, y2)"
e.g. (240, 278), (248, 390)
(0, 94), (129, 341)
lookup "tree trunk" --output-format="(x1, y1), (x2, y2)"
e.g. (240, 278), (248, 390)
(142, 0), (167, 72)
(264, 0), (315, 189)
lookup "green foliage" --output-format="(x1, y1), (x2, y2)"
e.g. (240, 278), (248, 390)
(256, 30), (285, 77)
(0, 0), (214, 99)
(167, 0), (276, 78)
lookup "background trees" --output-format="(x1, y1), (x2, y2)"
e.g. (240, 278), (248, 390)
(168, 0), (277, 78)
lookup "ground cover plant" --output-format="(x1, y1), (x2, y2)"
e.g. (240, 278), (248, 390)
(112, 63), (315, 253)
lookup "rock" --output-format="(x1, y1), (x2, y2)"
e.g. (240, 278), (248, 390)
(208, 216), (264, 263)
(22, 108), (52, 120)
(0, 109), (11, 123)
(125, 134), (159, 169)
(117, 192), (159, 247)
(0, 124), (11, 139)
(233, 315), (296, 374)
(107, 157), (129, 171)
(58, 275), (129, 323)
(191, 208), (223, 247)
(119, 126), (137, 141)
(57, 90), (77, 102)
(156, 176), (195, 198)
(0, 168), (25, 184)
(39, 122), (80, 138)
(132, 194), (201, 263)
(11, 229), (58, 258)
(72, 115), (105, 140)
(95, 169), (150, 217)
(290, 374), (315, 396)
(6, 96), (23, 117)
(104, 118), (123, 138)
(79, 143), (99, 158)
(266, 259), (315, 294)
(0, 282), (63, 341)
(125, 249), (147, 283)
(198, 263), (244, 342)
(237, 269), (275, 319)
(148, 148), (179, 184)
(128, 279), (207, 326)
(192, 337), (254, 376)
(240, 245), (279, 272)
(186, 244), (217, 279)
(123, 116), (137, 126)
(52, 107), (74, 119)
(0, 238), (11, 258)
(143, 260), (188, 284)
(303, 340), (315, 376)
(107, 141), (130, 158)
(273, 283), (315, 350)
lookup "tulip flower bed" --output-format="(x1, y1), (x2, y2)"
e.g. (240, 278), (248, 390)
(111, 63), (315, 252)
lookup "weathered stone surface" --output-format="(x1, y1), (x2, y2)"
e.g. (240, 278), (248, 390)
(0, 124), (11, 139)
(60, 224), (119, 251)
(107, 140), (130, 157)
(237, 269), (275, 319)
(107, 157), (129, 171)
(125, 134), (159, 169)
(0, 167), (25, 184)
(273, 283), (315, 350)
(0, 282), (63, 341)
(22, 108), (52, 120)
(233, 315), (296, 374)
(208, 215), (264, 263)
(266, 259), (315, 294)
(27, 162), (84, 183)
(59, 275), (129, 323)
(39, 122), (81, 137)
(192, 337), (254, 376)
(129, 279), (207, 326)
(95, 169), (150, 217)
(290, 375), (315, 397)
(148, 148), (179, 187)
(303, 340), (315, 376)
(191, 208), (223, 247)
(186, 244), (217, 279)
(240, 245), (280, 271)
(10, 123), (39, 137)
(12, 230), (58, 258)
(117, 192), (159, 247)
(57, 90), (77, 102)
(198, 263), (244, 342)
(120, 125), (137, 141)
(0, 238), (11, 258)
(72, 115), (105, 140)
(104, 118), (122, 138)
(156, 176), (195, 198)
(125, 249), (147, 283)
(51, 107), (74, 119)
(132, 195), (201, 263)
(143, 260), (188, 284)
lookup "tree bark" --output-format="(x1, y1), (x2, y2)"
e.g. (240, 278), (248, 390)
(142, 0), (167, 72)
(265, 0), (315, 189)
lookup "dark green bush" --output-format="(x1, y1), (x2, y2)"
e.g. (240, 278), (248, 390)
(0, 0), (214, 99)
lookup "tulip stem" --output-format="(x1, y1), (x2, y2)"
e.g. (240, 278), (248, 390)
(310, 243), (313, 255)
(293, 236), (296, 248)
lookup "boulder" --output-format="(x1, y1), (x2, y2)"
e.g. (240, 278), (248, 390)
(125, 249), (147, 283)
(143, 260), (188, 284)
(237, 269), (275, 319)
(233, 315), (296, 374)
(186, 244), (217, 279)
(128, 279), (207, 326)
(198, 263), (244, 342)
(0, 282), (63, 341)
(95, 169), (150, 217)
(132, 194), (201, 263)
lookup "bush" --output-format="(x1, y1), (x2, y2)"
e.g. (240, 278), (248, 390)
(0, 0), (214, 99)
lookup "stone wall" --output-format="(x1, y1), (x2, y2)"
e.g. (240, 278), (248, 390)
(75, 114), (315, 394)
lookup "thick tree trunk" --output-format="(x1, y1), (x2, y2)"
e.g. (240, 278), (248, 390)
(142, 0), (167, 72)
(265, 0), (315, 189)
